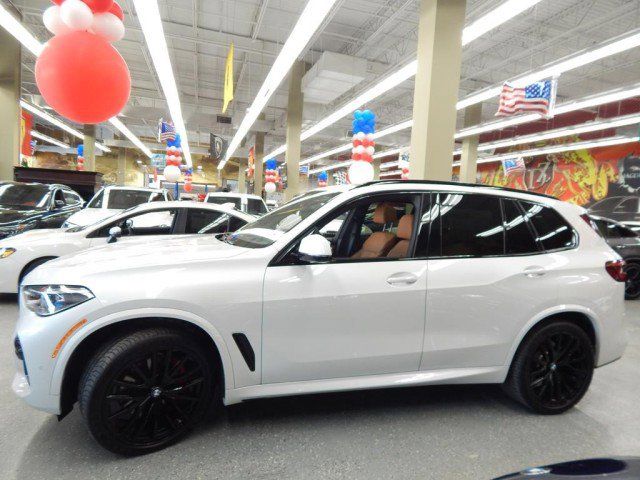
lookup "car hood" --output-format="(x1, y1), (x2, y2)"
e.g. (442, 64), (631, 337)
(0, 227), (75, 247)
(66, 208), (122, 227)
(0, 207), (41, 226)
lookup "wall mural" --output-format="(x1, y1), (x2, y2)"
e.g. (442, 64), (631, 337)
(473, 141), (640, 207)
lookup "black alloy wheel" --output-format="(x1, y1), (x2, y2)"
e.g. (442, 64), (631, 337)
(79, 329), (216, 455)
(625, 262), (640, 300)
(504, 322), (594, 414)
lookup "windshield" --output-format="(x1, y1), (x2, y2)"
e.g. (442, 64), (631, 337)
(106, 190), (155, 209)
(207, 196), (242, 211)
(225, 191), (340, 248)
(0, 184), (51, 209)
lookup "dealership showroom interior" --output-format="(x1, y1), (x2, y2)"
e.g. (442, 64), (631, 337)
(2, 0), (640, 478)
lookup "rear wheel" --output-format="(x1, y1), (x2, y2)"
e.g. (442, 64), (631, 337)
(504, 322), (594, 414)
(624, 261), (640, 300)
(79, 328), (217, 455)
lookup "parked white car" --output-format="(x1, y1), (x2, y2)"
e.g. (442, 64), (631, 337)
(62, 186), (172, 228)
(0, 201), (253, 294)
(205, 191), (268, 216)
(12, 181), (627, 455)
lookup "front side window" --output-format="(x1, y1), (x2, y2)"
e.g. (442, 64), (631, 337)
(63, 191), (82, 206)
(87, 189), (105, 208)
(247, 198), (268, 215)
(520, 201), (577, 251)
(0, 184), (51, 209)
(94, 209), (177, 237)
(207, 196), (242, 211)
(106, 190), (154, 210)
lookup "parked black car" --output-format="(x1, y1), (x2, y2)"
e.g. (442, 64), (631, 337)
(0, 182), (84, 240)
(588, 196), (640, 232)
(494, 457), (640, 479)
(591, 215), (640, 299)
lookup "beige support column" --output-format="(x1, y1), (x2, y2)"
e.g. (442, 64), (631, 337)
(284, 60), (304, 201)
(83, 125), (96, 171)
(0, 25), (22, 181)
(373, 158), (381, 180)
(237, 164), (246, 193)
(254, 131), (265, 198)
(409, 0), (466, 181)
(459, 103), (482, 183)
(116, 148), (127, 185)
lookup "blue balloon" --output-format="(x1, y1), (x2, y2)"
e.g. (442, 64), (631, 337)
(352, 119), (359, 129)
(318, 171), (328, 182)
(77, 144), (84, 156)
(173, 134), (181, 148)
(362, 110), (373, 121)
(354, 110), (363, 120)
(265, 159), (278, 171)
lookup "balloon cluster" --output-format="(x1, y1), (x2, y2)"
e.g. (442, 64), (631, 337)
(348, 109), (376, 185)
(76, 144), (85, 171)
(400, 159), (410, 180)
(36, 0), (131, 124)
(184, 168), (193, 193)
(163, 134), (183, 183)
(317, 171), (328, 188)
(264, 159), (278, 194)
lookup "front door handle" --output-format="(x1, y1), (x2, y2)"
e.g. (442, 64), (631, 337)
(387, 272), (418, 286)
(523, 266), (546, 278)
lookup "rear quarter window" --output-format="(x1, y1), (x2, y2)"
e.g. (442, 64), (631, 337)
(519, 201), (577, 251)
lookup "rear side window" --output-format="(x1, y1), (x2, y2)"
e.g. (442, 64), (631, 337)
(185, 209), (226, 234)
(87, 190), (104, 208)
(503, 199), (539, 255)
(520, 201), (577, 251)
(247, 198), (268, 215)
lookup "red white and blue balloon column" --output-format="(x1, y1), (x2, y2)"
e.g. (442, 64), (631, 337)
(184, 168), (193, 193)
(76, 144), (85, 171)
(37, 0), (130, 124)
(163, 134), (182, 184)
(348, 109), (376, 184)
(317, 171), (328, 187)
(264, 159), (278, 194)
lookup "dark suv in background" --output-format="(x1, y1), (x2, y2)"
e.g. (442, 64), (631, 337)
(588, 196), (640, 233)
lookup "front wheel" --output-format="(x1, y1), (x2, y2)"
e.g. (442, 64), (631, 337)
(624, 261), (640, 300)
(79, 328), (217, 455)
(504, 322), (594, 414)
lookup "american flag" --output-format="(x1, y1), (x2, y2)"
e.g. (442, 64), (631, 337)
(158, 119), (176, 142)
(502, 157), (526, 176)
(496, 79), (555, 117)
(333, 170), (348, 185)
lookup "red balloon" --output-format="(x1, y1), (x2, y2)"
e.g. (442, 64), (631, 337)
(36, 31), (130, 124)
(184, 183), (193, 193)
(353, 140), (362, 147)
(82, 0), (114, 13)
(51, 0), (64, 4)
(108, 1), (124, 21)
(353, 153), (361, 161)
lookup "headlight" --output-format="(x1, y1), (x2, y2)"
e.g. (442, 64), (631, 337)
(22, 285), (94, 317)
(0, 247), (16, 259)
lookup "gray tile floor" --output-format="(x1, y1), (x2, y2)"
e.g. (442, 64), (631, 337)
(1, 294), (639, 480)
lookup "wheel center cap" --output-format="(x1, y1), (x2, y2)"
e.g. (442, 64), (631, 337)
(150, 387), (163, 398)
(550, 363), (557, 372)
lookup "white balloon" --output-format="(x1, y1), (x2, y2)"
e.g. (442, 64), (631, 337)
(356, 132), (366, 141)
(348, 161), (374, 185)
(366, 133), (374, 142)
(163, 165), (181, 183)
(351, 147), (357, 155)
(91, 13), (125, 42)
(365, 146), (375, 156)
(356, 145), (365, 155)
(264, 182), (276, 194)
(61, 0), (94, 31)
(43, 6), (71, 36)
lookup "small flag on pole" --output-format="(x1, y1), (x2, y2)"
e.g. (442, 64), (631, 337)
(502, 157), (526, 176)
(496, 79), (557, 118)
(222, 43), (234, 114)
(158, 119), (176, 142)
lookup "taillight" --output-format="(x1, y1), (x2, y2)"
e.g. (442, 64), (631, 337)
(580, 214), (600, 234)
(606, 260), (628, 282)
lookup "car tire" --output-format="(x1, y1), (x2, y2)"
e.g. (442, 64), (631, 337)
(624, 261), (640, 300)
(19, 257), (57, 286)
(504, 321), (594, 415)
(78, 328), (217, 456)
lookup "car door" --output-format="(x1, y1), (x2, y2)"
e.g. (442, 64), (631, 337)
(88, 207), (180, 247)
(261, 192), (428, 384)
(419, 193), (576, 371)
(40, 189), (71, 228)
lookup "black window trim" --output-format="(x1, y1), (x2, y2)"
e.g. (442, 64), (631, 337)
(269, 190), (426, 267)
(517, 199), (580, 255)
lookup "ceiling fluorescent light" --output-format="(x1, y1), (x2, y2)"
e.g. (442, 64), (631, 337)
(379, 169), (403, 177)
(109, 117), (153, 158)
(457, 29), (640, 110)
(300, 144), (352, 166)
(380, 161), (401, 170)
(454, 136), (637, 166)
(30, 130), (70, 149)
(309, 160), (353, 175)
(21, 101), (110, 153)
(462, 0), (542, 45)
(133, 0), (192, 166)
(221, 0), (339, 169)
(0, 4), (43, 56)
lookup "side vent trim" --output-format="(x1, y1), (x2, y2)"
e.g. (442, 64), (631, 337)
(232, 333), (256, 372)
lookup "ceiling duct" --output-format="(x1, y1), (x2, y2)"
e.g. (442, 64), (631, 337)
(302, 52), (366, 105)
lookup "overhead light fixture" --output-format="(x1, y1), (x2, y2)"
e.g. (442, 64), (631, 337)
(21, 101), (110, 153)
(454, 112), (640, 155)
(309, 160), (353, 175)
(380, 161), (401, 170)
(462, 0), (543, 45)
(0, 3), (43, 56)
(453, 135), (637, 166)
(132, 0), (192, 166)
(30, 130), (70, 149)
(379, 169), (403, 178)
(109, 117), (153, 158)
(457, 30), (640, 110)
(221, 0), (340, 169)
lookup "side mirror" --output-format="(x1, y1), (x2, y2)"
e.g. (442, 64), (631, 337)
(298, 234), (332, 264)
(107, 226), (122, 244)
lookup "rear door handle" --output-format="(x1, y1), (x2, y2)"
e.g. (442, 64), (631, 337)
(523, 266), (546, 278)
(387, 272), (418, 285)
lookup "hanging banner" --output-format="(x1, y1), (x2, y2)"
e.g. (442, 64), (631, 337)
(222, 43), (234, 113)
(210, 133), (228, 161)
(247, 146), (255, 179)
(20, 110), (33, 157)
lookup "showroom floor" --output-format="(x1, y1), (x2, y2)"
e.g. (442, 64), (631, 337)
(0, 296), (638, 480)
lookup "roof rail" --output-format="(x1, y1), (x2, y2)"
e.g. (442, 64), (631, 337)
(354, 179), (557, 200)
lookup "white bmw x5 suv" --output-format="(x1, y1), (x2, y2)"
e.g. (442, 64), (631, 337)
(12, 181), (627, 455)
